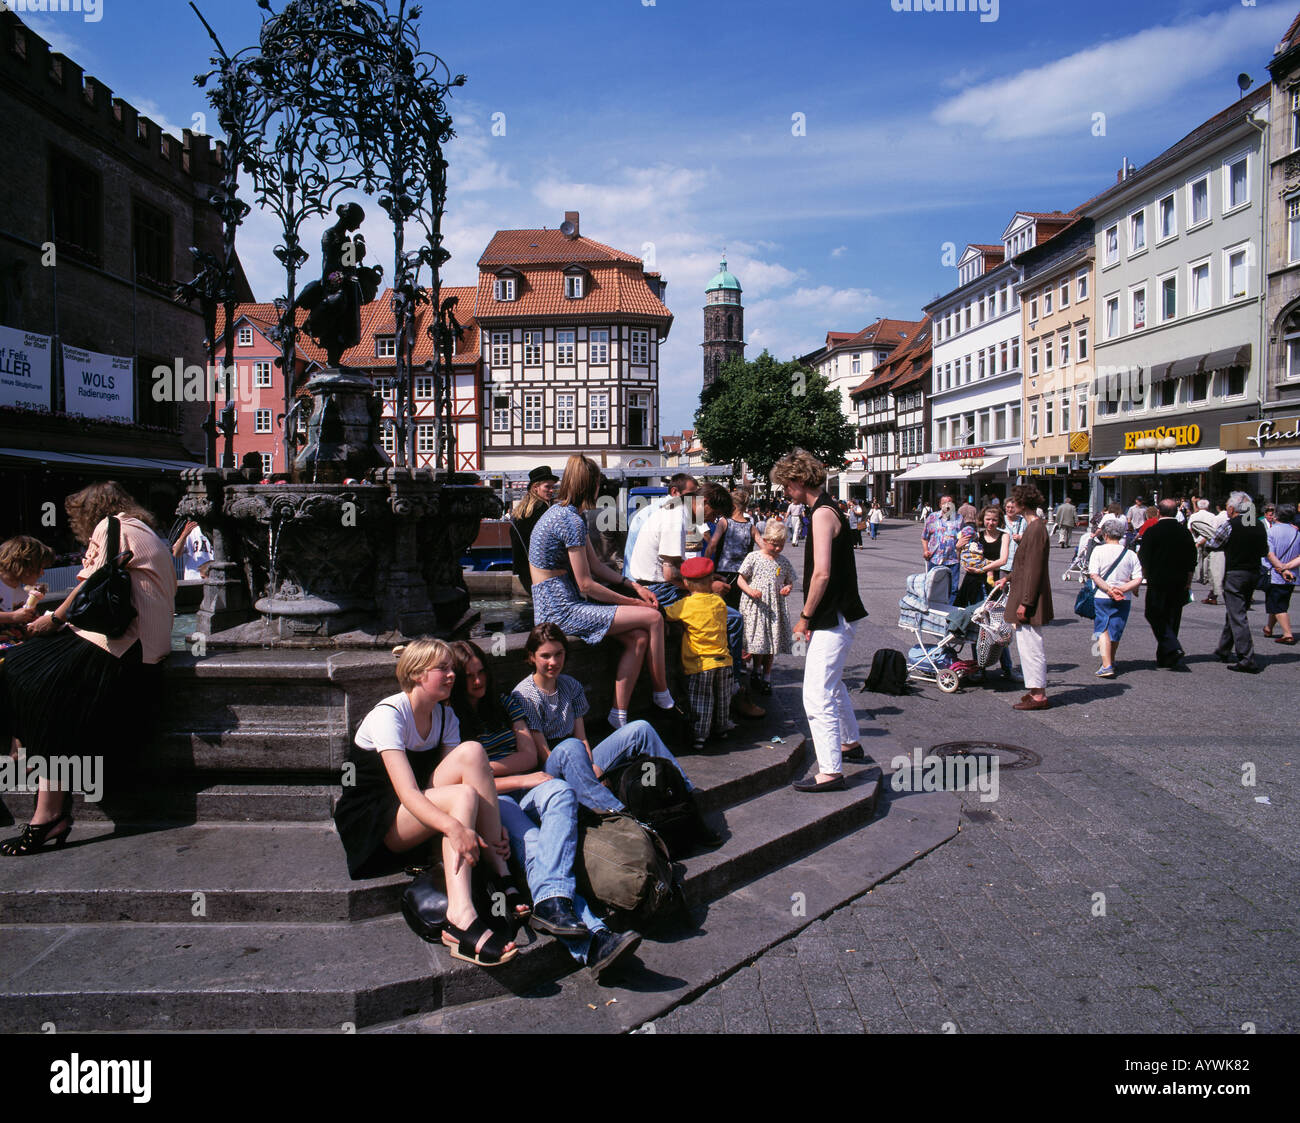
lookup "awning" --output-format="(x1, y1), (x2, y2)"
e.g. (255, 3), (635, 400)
(896, 457), (1008, 482)
(0, 447), (202, 473)
(1168, 356), (1202, 379)
(1149, 361), (1173, 383)
(1096, 448), (1227, 476)
(1146, 345), (1251, 385)
(1225, 446), (1300, 474)
(1203, 344), (1251, 372)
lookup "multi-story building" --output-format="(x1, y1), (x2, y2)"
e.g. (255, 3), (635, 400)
(852, 314), (931, 511)
(475, 211), (671, 474)
(0, 12), (248, 543)
(1015, 216), (1095, 509)
(805, 318), (918, 499)
(1083, 88), (1269, 507)
(1252, 14), (1300, 506)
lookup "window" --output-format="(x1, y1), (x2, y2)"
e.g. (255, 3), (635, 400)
(1289, 198), (1300, 263)
(1029, 403), (1039, 439)
(523, 331), (542, 366)
(1078, 325), (1088, 361)
(491, 393), (511, 432)
(1104, 225), (1119, 265)
(556, 330), (575, 365)
(852, 354), (861, 375)
(132, 198), (172, 287)
(1190, 260), (1211, 312)
(1225, 155), (1249, 210)
(1158, 193), (1176, 240)
(1286, 328), (1300, 381)
(627, 391), (651, 446)
(491, 332), (510, 367)
(937, 419), (948, 448)
(1189, 176), (1210, 226)
(1292, 89), (1300, 152)
(1000, 286), (1008, 314)
(994, 407), (1007, 441)
(1077, 388), (1088, 431)
(1218, 366), (1247, 398)
(1077, 270), (1089, 301)
(237, 326), (253, 347)
(415, 375), (433, 399)
(1045, 399), (1054, 436)
(589, 392), (609, 430)
(1059, 331), (1070, 367)
(1029, 296), (1039, 322)
(1131, 286), (1147, 332)
(493, 276), (516, 302)
(1186, 372), (1209, 403)
(417, 424), (435, 454)
(381, 425), (395, 454)
(1105, 295), (1120, 339)
(260, 452), (273, 479)
(1129, 209), (1146, 254)
(978, 352), (986, 379)
(523, 392), (542, 432)
(254, 361), (272, 388)
(1059, 278), (1070, 308)
(564, 274), (584, 299)
(375, 336), (396, 358)
(1157, 379), (1177, 409)
(1043, 288), (1053, 316)
(631, 330), (649, 365)
(255, 409), (271, 433)
(1061, 393), (1072, 432)
(50, 150), (102, 262)
(964, 355), (972, 382)
(1226, 247), (1248, 300)
(1011, 338), (1020, 369)
(374, 377), (394, 400)
(999, 341), (1009, 372)
(557, 392), (575, 430)
(1044, 337), (1054, 370)
(1160, 274), (1177, 323)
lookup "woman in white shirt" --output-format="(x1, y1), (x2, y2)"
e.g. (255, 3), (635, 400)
(1088, 517), (1144, 678)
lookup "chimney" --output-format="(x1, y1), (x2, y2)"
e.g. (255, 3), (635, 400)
(563, 211), (580, 239)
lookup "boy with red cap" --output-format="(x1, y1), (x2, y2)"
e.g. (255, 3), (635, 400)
(665, 556), (735, 751)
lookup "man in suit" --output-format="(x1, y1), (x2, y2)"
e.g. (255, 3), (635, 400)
(1137, 498), (1197, 669)
(1209, 492), (1270, 673)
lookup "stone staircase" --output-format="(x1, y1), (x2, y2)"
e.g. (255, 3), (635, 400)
(0, 694), (961, 1033)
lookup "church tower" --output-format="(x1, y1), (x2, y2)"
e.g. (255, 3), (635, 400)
(702, 256), (744, 389)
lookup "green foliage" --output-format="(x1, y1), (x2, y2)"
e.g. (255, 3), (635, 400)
(695, 350), (855, 481)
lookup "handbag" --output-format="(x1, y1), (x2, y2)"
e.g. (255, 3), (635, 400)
(66, 516), (137, 639)
(1074, 547), (1129, 619)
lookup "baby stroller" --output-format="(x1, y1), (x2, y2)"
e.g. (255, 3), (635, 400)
(897, 569), (1013, 693)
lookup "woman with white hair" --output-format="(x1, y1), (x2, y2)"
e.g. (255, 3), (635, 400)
(1087, 517), (1143, 678)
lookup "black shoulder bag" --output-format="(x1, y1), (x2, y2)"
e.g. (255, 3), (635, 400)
(66, 516), (138, 639)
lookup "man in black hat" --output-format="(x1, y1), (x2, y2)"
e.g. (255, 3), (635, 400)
(511, 465), (559, 594)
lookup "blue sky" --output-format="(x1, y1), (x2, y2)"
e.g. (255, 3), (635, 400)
(19, 0), (1300, 434)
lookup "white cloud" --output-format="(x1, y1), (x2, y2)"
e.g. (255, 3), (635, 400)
(934, 2), (1291, 141)
(831, 245), (848, 258)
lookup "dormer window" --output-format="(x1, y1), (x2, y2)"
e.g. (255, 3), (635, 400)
(565, 275), (584, 299)
(376, 335), (396, 358)
(494, 277), (516, 302)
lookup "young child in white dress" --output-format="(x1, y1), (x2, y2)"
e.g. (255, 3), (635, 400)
(736, 519), (796, 695)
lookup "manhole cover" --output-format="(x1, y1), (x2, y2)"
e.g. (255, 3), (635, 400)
(929, 742), (1041, 771)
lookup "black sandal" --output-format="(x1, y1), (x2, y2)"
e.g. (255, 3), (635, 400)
(441, 916), (518, 967)
(485, 871), (531, 922)
(0, 811), (73, 856)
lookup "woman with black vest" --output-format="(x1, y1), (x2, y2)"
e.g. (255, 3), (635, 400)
(772, 450), (867, 793)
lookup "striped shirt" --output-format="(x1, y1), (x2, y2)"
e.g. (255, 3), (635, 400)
(511, 673), (589, 745)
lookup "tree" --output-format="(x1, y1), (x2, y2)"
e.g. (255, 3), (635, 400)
(695, 350), (855, 482)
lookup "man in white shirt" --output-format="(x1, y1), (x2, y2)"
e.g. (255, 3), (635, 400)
(626, 475), (698, 598)
(1187, 499), (1225, 604)
(787, 501), (804, 545)
(1125, 496), (1149, 532)
(173, 520), (212, 580)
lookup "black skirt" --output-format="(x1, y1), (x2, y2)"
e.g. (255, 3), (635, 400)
(0, 629), (153, 766)
(334, 747), (439, 880)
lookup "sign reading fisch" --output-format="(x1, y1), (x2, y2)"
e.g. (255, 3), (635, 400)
(1122, 424), (1200, 451)
(1221, 416), (1300, 452)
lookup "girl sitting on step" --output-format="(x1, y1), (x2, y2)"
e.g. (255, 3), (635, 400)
(333, 639), (527, 968)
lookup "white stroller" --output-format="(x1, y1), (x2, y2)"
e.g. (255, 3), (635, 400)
(897, 568), (1014, 693)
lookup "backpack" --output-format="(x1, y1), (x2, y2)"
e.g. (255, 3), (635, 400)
(599, 755), (696, 860)
(576, 811), (682, 931)
(862, 648), (910, 695)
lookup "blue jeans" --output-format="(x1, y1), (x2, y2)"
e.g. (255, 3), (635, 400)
(869, 522), (878, 540)
(544, 719), (695, 814)
(498, 779), (607, 964)
(645, 581), (745, 667)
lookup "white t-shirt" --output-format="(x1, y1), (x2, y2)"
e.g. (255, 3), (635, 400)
(628, 498), (688, 583)
(182, 525), (212, 580)
(354, 692), (460, 755)
(0, 581), (23, 613)
(1089, 543), (1143, 598)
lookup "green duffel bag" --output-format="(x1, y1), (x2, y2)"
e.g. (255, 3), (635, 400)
(576, 811), (682, 930)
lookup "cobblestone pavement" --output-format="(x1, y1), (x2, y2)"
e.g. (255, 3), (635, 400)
(653, 517), (1299, 1033)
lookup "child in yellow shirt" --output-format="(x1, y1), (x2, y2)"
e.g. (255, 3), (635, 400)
(664, 557), (734, 751)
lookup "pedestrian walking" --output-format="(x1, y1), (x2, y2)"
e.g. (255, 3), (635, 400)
(1004, 485), (1053, 710)
(1264, 503), (1300, 645)
(1087, 517), (1143, 678)
(1053, 497), (1077, 551)
(1136, 498), (1197, 669)
(1209, 492), (1270, 673)
(1187, 498), (1223, 602)
(868, 499), (883, 541)
(773, 449), (866, 793)
(1125, 496), (1149, 533)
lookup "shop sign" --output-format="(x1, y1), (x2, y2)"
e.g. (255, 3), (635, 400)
(1122, 424), (1200, 451)
(1068, 432), (1090, 455)
(939, 446), (985, 461)
(1221, 416), (1300, 452)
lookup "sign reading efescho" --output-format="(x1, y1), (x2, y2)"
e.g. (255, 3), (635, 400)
(1123, 424), (1200, 451)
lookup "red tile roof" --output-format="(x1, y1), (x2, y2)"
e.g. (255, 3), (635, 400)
(479, 229), (644, 266)
(215, 305), (330, 366)
(339, 286), (480, 368)
(852, 314), (932, 395)
(1276, 10), (1300, 56)
(826, 317), (923, 358)
(473, 263), (671, 324)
